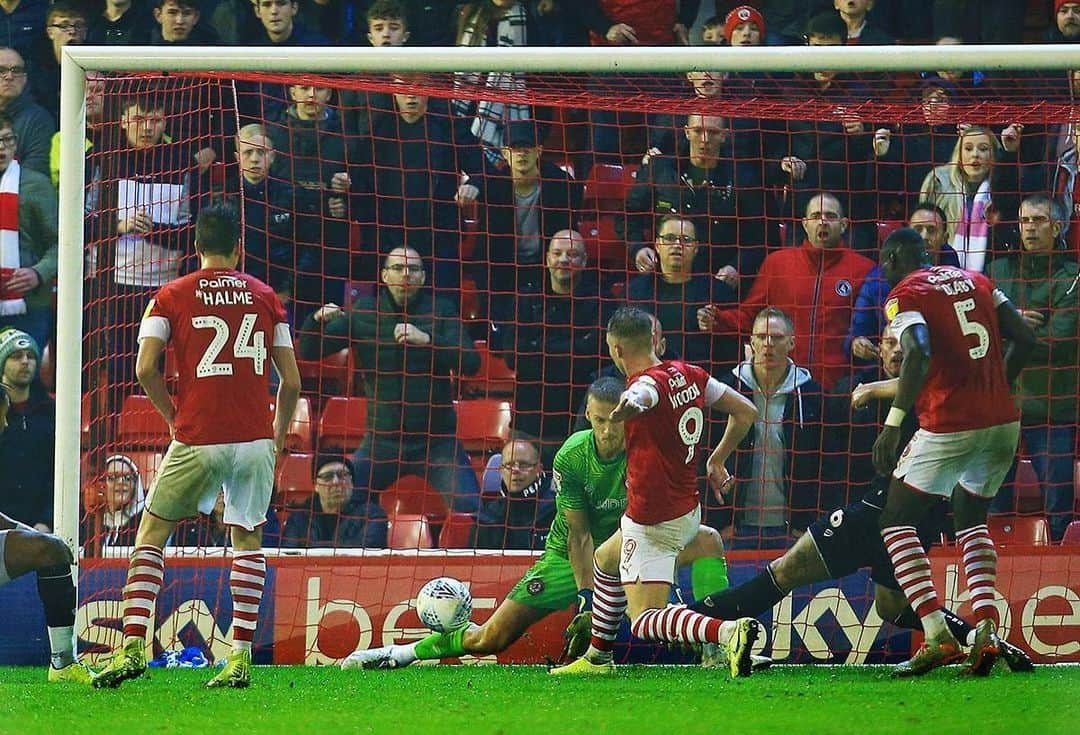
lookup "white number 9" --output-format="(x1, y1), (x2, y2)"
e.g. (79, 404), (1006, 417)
(678, 406), (704, 464)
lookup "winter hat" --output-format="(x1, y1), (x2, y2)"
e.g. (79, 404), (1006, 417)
(0, 328), (40, 370)
(724, 5), (765, 42)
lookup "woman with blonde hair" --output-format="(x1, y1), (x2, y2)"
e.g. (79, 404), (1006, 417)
(918, 124), (1022, 273)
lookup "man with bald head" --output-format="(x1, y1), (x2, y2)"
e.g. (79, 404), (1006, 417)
(700, 192), (874, 389)
(499, 231), (606, 465)
(626, 113), (766, 294)
(299, 247), (482, 514)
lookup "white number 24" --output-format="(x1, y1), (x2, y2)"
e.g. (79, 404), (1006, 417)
(192, 313), (267, 377)
(952, 298), (989, 360)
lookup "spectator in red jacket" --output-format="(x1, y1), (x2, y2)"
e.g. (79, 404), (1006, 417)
(697, 192), (874, 388)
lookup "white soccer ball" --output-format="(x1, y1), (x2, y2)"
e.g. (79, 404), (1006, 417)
(416, 577), (473, 633)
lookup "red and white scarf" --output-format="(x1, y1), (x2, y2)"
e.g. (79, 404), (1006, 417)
(0, 159), (24, 316)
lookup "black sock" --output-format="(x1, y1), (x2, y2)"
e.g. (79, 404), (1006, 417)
(941, 607), (974, 643)
(689, 567), (786, 619)
(37, 565), (76, 628)
(891, 605), (973, 643)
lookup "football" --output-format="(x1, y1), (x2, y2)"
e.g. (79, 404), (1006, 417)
(415, 577), (473, 633)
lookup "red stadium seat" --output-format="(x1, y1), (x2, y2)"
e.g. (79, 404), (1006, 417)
(296, 348), (353, 398)
(454, 399), (512, 453)
(438, 513), (476, 548)
(348, 222), (365, 255)
(579, 215), (624, 270)
(81, 391), (92, 448)
(877, 220), (905, 245)
(275, 451), (314, 505)
(583, 163), (638, 212)
(381, 475), (449, 519)
(318, 396), (368, 452)
(987, 516), (1051, 546)
(387, 513), (434, 549)
(116, 394), (172, 449)
(1062, 521), (1080, 546)
(456, 340), (516, 398)
(1013, 459), (1041, 513)
(269, 397), (313, 452)
(39, 341), (54, 392)
(460, 276), (483, 321)
(344, 280), (376, 309)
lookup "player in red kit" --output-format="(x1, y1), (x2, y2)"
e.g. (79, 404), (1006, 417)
(551, 306), (760, 678)
(873, 228), (1036, 678)
(94, 204), (302, 690)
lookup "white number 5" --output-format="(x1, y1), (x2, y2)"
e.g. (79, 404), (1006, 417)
(192, 313), (267, 377)
(953, 298), (989, 360)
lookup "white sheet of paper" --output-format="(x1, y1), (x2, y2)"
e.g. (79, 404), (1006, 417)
(117, 179), (188, 225)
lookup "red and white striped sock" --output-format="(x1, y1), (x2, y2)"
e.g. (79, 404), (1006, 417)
(229, 551), (266, 654)
(629, 604), (723, 644)
(588, 564), (626, 654)
(122, 545), (164, 643)
(957, 524), (999, 627)
(882, 525), (948, 638)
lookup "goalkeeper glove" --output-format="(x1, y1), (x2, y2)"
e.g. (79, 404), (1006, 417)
(560, 590), (594, 661)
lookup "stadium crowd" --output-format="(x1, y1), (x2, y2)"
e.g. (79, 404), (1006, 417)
(1, 0), (1079, 554)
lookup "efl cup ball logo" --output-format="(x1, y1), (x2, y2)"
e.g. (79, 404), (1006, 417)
(415, 577), (473, 633)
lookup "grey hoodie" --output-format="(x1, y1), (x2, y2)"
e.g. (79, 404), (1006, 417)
(733, 359), (812, 528)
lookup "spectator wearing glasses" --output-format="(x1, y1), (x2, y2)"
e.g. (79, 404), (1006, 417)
(82, 454), (145, 553)
(281, 456), (388, 548)
(721, 307), (826, 549)
(299, 247), (482, 514)
(0, 111), (57, 351)
(0, 46), (53, 176)
(627, 114), (767, 295)
(627, 215), (737, 367)
(27, 2), (87, 123)
(475, 437), (555, 551)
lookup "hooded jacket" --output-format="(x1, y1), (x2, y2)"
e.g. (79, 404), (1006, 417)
(721, 360), (828, 532)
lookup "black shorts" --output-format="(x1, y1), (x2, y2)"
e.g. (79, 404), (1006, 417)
(806, 499), (950, 591)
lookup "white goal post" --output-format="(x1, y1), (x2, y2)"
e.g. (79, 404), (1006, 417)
(54, 42), (1076, 556)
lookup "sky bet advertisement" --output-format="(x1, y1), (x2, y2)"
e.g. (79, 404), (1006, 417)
(0, 551), (1077, 666)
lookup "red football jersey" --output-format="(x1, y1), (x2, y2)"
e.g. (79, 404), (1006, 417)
(139, 268), (291, 445)
(884, 266), (1018, 433)
(624, 360), (712, 524)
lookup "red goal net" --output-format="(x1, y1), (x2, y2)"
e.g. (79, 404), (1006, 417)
(69, 64), (1080, 667)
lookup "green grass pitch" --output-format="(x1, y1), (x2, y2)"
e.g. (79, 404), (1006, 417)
(2, 664), (1078, 735)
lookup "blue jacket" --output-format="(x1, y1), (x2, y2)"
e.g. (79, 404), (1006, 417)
(844, 244), (961, 360)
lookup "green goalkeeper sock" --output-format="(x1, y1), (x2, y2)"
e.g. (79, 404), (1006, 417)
(413, 626), (469, 661)
(691, 556), (729, 602)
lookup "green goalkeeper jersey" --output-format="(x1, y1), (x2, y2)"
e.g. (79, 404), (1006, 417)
(543, 429), (628, 559)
